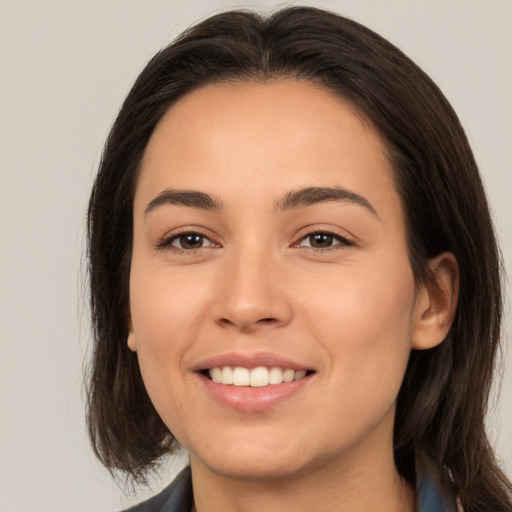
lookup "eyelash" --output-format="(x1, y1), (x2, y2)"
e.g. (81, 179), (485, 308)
(292, 231), (354, 252)
(156, 229), (355, 255)
(156, 228), (217, 254)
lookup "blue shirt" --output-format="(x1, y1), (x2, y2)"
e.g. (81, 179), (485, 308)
(124, 466), (456, 512)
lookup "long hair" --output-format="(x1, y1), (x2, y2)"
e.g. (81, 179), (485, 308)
(86, 7), (511, 510)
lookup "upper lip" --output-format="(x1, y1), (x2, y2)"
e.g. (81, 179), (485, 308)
(194, 352), (313, 372)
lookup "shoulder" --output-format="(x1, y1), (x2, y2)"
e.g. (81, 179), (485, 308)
(121, 467), (192, 512)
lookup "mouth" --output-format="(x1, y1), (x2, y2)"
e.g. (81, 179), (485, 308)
(195, 352), (316, 411)
(203, 366), (314, 387)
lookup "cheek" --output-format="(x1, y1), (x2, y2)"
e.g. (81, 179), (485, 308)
(129, 260), (212, 348)
(303, 257), (416, 408)
(128, 264), (209, 425)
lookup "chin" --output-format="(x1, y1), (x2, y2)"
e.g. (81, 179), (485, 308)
(187, 430), (335, 483)
(196, 451), (312, 482)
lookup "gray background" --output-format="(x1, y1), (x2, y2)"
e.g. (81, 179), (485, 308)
(0, 1), (510, 511)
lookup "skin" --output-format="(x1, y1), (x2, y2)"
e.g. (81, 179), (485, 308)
(128, 80), (458, 512)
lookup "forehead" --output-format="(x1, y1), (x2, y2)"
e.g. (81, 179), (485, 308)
(136, 79), (402, 222)
(144, 79), (381, 162)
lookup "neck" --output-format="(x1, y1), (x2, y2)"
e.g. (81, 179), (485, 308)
(189, 430), (415, 512)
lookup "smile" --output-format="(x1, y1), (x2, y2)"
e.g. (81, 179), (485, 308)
(196, 352), (315, 411)
(208, 366), (308, 387)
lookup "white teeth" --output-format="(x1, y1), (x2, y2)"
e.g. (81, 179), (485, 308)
(208, 366), (309, 386)
(249, 367), (269, 387)
(221, 366), (233, 385)
(211, 367), (222, 384)
(268, 367), (283, 385)
(282, 369), (295, 383)
(294, 370), (307, 381)
(232, 367), (250, 386)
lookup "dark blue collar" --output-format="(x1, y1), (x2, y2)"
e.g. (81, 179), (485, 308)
(122, 467), (193, 512)
(417, 474), (456, 512)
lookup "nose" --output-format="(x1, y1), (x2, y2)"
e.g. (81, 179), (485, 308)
(212, 247), (293, 333)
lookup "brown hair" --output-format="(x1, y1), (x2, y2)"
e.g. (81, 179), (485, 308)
(86, 6), (511, 510)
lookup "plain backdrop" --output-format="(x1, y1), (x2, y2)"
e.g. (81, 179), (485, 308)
(0, 1), (510, 511)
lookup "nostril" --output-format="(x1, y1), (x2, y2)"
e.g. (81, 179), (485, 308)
(216, 316), (279, 331)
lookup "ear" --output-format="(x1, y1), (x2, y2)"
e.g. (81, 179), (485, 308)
(127, 321), (137, 352)
(411, 253), (459, 350)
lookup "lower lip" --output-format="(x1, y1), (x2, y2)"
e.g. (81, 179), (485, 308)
(199, 373), (312, 412)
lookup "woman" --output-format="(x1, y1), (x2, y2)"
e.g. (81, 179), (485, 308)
(86, 6), (512, 512)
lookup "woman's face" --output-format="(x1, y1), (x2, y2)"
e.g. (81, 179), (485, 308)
(129, 80), (426, 481)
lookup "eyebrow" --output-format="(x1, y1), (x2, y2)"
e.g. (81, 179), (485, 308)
(274, 186), (379, 218)
(144, 188), (223, 215)
(144, 186), (378, 219)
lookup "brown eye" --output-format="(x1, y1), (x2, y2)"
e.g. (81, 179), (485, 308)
(296, 231), (352, 250)
(309, 233), (334, 248)
(169, 232), (215, 250)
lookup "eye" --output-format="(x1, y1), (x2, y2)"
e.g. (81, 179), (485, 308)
(296, 231), (352, 249)
(161, 231), (217, 251)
